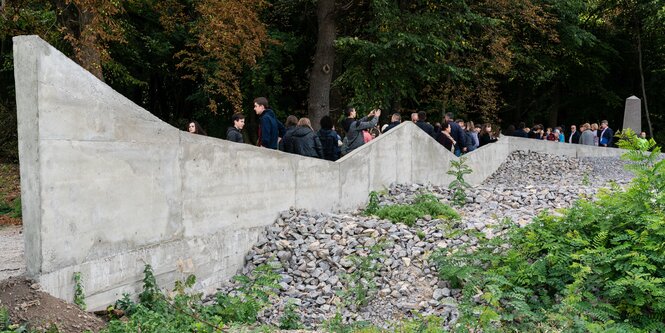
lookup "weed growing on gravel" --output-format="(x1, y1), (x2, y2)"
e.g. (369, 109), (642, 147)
(214, 263), (280, 323)
(338, 242), (388, 308)
(447, 157), (472, 207)
(365, 191), (380, 215)
(366, 193), (459, 226)
(433, 130), (665, 332)
(278, 301), (303, 329)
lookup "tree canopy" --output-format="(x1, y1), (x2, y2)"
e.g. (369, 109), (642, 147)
(1, 0), (664, 158)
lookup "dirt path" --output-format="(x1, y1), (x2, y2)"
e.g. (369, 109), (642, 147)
(0, 224), (25, 281)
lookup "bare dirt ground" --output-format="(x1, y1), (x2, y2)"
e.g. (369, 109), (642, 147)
(0, 277), (106, 333)
(0, 165), (108, 332)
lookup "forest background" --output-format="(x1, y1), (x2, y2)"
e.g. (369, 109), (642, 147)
(0, 0), (664, 162)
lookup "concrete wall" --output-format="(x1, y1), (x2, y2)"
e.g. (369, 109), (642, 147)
(14, 35), (626, 310)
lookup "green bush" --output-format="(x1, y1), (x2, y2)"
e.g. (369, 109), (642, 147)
(433, 130), (665, 332)
(368, 193), (459, 226)
(105, 263), (279, 332)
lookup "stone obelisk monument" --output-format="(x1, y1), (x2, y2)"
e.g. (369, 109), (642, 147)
(623, 95), (641, 134)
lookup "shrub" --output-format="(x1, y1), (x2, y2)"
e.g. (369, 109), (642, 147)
(447, 157), (472, 207)
(105, 263), (279, 332)
(433, 129), (665, 332)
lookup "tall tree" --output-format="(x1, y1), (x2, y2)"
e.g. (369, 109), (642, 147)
(54, 0), (125, 80)
(175, 0), (270, 113)
(307, 0), (336, 130)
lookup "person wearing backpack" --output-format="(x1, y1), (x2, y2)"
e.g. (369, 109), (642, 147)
(253, 96), (284, 149)
(318, 115), (341, 161)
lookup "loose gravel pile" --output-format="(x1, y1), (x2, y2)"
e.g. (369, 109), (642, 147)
(220, 151), (634, 329)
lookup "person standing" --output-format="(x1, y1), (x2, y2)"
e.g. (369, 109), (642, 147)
(444, 112), (468, 156)
(579, 123), (595, 145)
(479, 123), (498, 147)
(344, 109), (381, 154)
(599, 120), (614, 147)
(187, 121), (207, 135)
(226, 113), (245, 143)
(342, 107), (357, 134)
(253, 97), (284, 149)
(285, 118), (323, 159)
(416, 111), (435, 138)
(318, 116), (341, 161)
(568, 125), (580, 144)
(383, 113), (402, 132)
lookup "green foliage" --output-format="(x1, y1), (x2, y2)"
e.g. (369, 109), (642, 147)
(447, 157), (472, 207)
(0, 198), (20, 218)
(433, 137), (665, 332)
(73, 272), (86, 311)
(278, 301), (303, 330)
(416, 229), (426, 240)
(137, 264), (161, 308)
(212, 264), (280, 324)
(322, 311), (374, 333)
(395, 314), (448, 333)
(368, 193), (459, 227)
(365, 191), (380, 216)
(338, 242), (388, 308)
(0, 307), (9, 331)
(105, 263), (280, 332)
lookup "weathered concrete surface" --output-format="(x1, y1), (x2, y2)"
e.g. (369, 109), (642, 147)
(13, 35), (626, 310)
(623, 95), (641, 134)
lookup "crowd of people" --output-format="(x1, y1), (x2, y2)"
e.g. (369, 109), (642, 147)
(503, 121), (625, 148)
(185, 96), (627, 161)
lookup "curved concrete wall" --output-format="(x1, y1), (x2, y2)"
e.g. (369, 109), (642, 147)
(13, 35), (625, 309)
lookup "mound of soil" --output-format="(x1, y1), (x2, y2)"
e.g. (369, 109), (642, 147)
(0, 277), (106, 333)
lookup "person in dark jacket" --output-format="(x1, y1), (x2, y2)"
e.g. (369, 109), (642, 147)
(226, 113), (245, 143)
(383, 113), (402, 132)
(344, 109), (381, 154)
(284, 118), (323, 158)
(438, 122), (455, 153)
(444, 112), (467, 156)
(416, 111), (435, 138)
(279, 115), (299, 151)
(318, 115), (341, 161)
(253, 96), (284, 149)
(568, 124), (580, 144)
(513, 122), (528, 137)
(598, 120), (614, 147)
(479, 123), (498, 147)
(342, 107), (357, 134)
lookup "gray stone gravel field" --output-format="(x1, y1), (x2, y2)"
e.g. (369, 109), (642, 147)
(225, 150), (634, 329)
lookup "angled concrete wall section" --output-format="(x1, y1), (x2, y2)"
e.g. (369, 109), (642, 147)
(14, 35), (626, 310)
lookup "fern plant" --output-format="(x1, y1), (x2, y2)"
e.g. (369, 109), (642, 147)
(433, 133), (665, 332)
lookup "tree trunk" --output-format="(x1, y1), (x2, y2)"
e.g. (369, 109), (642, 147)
(548, 81), (559, 128)
(53, 0), (104, 81)
(307, 0), (336, 130)
(637, 30), (653, 137)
